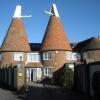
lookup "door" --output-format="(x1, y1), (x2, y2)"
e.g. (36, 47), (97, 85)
(30, 68), (37, 82)
(26, 68), (42, 82)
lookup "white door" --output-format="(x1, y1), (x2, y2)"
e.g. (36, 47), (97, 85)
(26, 68), (42, 82)
(30, 68), (37, 82)
(37, 68), (42, 81)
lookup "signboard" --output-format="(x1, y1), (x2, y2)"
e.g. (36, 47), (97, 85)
(18, 73), (23, 77)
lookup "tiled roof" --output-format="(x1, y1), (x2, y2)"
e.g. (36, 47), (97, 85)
(26, 62), (43, 67)
(83, 37), (100, 51)
(41, 16), (72, 51)
(74, 37), (100, 52)
(1, 18), (31, 52)
(29, 43), (41, 51)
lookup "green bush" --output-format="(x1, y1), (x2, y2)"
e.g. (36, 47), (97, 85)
(63, 67), (74, 88)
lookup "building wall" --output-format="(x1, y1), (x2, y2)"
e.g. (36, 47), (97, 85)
(74, 62), (100, 96)
(0, 50), (74, 86)
(82, 50), (100, 62)
(0, 50), (74, 70)
(0, 52), (27, 67)
(42, 51), (70, 72)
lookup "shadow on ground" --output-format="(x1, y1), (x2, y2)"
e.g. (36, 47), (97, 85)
(0, 85), (96, 100)
(19, 86), (89, 100)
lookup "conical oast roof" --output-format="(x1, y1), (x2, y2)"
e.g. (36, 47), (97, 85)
(41, 4), (71, 51)
(1, 18), (31, 52)
(41, 16), (72, 51)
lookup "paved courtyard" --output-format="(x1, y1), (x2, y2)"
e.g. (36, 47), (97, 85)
(0, 85), (91, 100)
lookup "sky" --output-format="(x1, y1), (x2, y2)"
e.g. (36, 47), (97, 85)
(0, 0), (100, 46)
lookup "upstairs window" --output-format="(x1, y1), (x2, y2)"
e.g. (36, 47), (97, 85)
(65, 51), (72, 60)
(43, 52), (52, 60)
(65, 51), (81, 61)
(27, 53), (40, 62)
(14, 52), (23, 61)
(71, 53), (81, 61)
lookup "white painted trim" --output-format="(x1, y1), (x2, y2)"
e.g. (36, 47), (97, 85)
(13, 5), (21, 18)
(43, 52), (52, 60)
(0, 53), (2, 61)
(45, 11), (53, 16)
(43, 67), (52, 76)
(14, 52), (23, 61)
(27, 52), (40, 62)
(45, 3), (60, 17)
(51, 3), (60, 17)
(13, 5), (32, 18)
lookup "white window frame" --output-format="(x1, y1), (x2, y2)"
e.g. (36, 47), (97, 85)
(43, 52), (52, 60)
(27, 52), (40, 62)
(65, 51), (81, 61)
(71, 53), (81, 61)
(14, 52), (23, 61)
(65, 51), (72, 60)
(43, 67), (52, 76)
(0, 53), (2, 61)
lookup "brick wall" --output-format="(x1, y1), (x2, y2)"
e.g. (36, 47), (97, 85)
(82, 50), (100, 62)
(0, 52), (27, 67)
(42, 50), (68, 72)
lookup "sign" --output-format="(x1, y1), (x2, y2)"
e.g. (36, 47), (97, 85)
(18, 73), (23, 77)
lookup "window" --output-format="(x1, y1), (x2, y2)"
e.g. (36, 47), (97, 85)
(76, 53), (81, 60)
(65, 52), (81, 61)
(71, 53), (81, 61)
(27, 53), (40, 62)
(43, 52), (52, 60)
(43, 67), (52, 76)
(14, 52), (23, 61)
(83, 52), (88, 60)
(65, 51), (72, 60)
(71, 53), (76, 60)
(0, 53), (2, 61)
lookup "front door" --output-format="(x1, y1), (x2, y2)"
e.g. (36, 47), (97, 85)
(26, 68), (42, 82)
(30, 68), (37, 82)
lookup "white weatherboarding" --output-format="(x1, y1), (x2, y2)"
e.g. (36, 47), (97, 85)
(13, 5), (32, 18)
(45, 3), (60, 17)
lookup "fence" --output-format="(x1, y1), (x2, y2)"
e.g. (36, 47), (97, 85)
(0, 65), (17, 90)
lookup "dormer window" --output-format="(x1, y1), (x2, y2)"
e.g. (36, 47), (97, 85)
(14, 52), (23, 61)
(43, 52), (52, 60)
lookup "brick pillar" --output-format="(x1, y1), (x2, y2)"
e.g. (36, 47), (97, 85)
(17, 64), (25, 92)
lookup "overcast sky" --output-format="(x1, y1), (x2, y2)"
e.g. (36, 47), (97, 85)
(0, 0), (100, 46)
